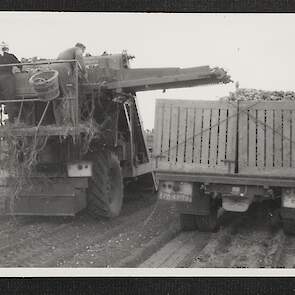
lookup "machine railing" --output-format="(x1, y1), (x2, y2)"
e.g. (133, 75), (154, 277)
(0, 59), (80, 132)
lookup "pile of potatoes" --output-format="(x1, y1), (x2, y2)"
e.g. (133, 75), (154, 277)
(226, 88), (295, 101)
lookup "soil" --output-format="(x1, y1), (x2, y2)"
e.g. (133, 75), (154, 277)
(0, 192), (178, 267)
(0, 197), (292, 268)
(139, 203), (289, 268)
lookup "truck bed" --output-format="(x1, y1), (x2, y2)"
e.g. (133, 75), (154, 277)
(153, 99), (295, 178)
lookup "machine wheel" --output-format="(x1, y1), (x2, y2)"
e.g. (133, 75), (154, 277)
(282, 219), (295, 235)
(195, 204), (219, 232)
(86, 151), (123, 218)
(180, 213), (197, 231)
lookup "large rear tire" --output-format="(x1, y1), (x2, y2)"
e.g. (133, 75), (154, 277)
(86, 151), (123, 218)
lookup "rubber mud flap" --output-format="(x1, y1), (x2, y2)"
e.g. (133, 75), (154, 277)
(195, 203), (219, 232)
(176, 183), (211, 215)
(180, 213), (197, 231)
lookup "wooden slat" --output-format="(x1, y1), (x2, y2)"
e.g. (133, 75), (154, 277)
(209, 109), (219, 166)
(283, 110), (291, 168)
(160, 104), (171, 163)
(156, 99), (233, 110)
(177, 107), (188, 165)
(217, 109), (227, 165)
(200, 109), (211, 165)
(265, 109), (274, 169)
(238, 106), (249, 170)
(193, 109), (203, 164)
(257, 110), (265, 169)
(153, 101), (164, 156)
(169, 106), (179, 164)
(248, 109), (257, 169)
(274, 109), (283, 168)
(226, 107), (238, 170)
(184, 108), (195, 164)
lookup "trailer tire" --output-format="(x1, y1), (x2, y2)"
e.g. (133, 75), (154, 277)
(283, 219), (295, 235)
(86, 151), (123, 218)
(180, 214), (197, 231)
(195, 205), (219, 232)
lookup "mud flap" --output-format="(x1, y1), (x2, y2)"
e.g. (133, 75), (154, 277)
(176, 183), (210, 215)
(3, 177), (88, 216)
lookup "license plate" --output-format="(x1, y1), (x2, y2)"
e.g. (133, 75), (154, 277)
(159, 191), (192, 203)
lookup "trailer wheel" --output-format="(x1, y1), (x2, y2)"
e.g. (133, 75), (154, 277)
(180, 214), (197, 231)
(283, 219), (295, 235)
(87, 151), (123, 218)
(195, 205), (219, 232)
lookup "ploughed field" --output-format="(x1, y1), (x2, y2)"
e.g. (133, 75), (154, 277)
(0, 195), (293, 268)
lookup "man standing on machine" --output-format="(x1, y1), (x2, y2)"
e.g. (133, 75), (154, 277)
(0, 41), (22, 122)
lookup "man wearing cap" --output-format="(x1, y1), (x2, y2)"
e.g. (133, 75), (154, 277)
(51, 42), (88, 125)
(56, 42), (87, 79)
(0, 42), (22, 122)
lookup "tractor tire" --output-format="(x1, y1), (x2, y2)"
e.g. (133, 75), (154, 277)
(180, 213), (198, 231)
(282, 219), (295, 235)
(195, 205), (219, 232)
(86, 151), (123, 218)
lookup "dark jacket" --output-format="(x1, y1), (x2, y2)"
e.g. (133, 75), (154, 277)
(0, 52), (22, 74)
(57, 47), (86, 75)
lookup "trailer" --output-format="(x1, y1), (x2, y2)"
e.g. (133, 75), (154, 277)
(153, 90), (295, 234)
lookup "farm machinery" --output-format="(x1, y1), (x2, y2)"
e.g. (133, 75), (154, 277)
(154, 88), (295, 234)
(0, 51), (230, 217)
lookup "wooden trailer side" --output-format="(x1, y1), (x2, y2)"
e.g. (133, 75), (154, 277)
(153, 99), (238, 174)
(238, 101), (295, 177)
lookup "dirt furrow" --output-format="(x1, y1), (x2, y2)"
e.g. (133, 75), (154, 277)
(59, 200), (177, 267)
(137, 204), (287, 268)
(0, 193), (159, 267)
(0, 217), (18, 233)
(138, 210), (245, 268)
(191, 207), (283, 268)
(139, 231), (210, 268)
(276, 235), (295, 268)
(0, 217), (73, 251)
(0, 219), (83, 267)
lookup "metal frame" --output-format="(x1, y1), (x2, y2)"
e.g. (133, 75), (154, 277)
(0, 59), (80, 136)
(156, 171), (295, 188)
(123, 101), (134, 176)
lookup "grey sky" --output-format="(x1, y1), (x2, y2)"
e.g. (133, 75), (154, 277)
(1, 12), (294, 129)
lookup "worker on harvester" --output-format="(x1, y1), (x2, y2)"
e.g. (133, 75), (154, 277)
(0, 41), (22, 123)
(51, 42), (88, 125)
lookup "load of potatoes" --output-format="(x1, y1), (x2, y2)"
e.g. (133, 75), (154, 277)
(225, 88), (295, 101)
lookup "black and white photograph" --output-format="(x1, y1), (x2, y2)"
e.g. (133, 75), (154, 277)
(0, 12), (295, 271)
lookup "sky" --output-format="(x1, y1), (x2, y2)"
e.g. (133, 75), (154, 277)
(1, 12), (295, 129)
